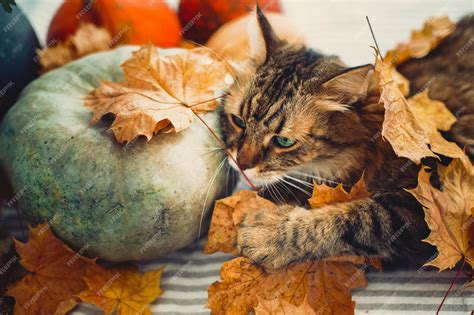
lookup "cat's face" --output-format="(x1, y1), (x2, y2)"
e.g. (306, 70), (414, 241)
(219, 8), (378, 187)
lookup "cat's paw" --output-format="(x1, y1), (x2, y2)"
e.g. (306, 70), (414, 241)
(237, 206), (298, 270)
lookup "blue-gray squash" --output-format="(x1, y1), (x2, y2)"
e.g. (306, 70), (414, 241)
(0, 46), (228, 261)
(0, 4), (41, 118)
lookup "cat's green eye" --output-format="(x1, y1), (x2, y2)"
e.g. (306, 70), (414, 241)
(231, 114), (246, 128)
(274, 136), (296, 148)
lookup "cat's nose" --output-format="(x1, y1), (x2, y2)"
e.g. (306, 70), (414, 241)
(236, 144), (260, 170)
(237, 157), (256, 170)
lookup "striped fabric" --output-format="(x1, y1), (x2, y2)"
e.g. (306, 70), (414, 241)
(2, 207), (473, 314)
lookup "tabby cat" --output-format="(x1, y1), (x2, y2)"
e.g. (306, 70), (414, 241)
(218, 8), (474, 270)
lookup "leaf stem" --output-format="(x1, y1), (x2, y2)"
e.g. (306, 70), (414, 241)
(436, 257), (466, 314)
(192, 111), (258, 191)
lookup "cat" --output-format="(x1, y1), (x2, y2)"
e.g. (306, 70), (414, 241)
(218, 7), (473, 270)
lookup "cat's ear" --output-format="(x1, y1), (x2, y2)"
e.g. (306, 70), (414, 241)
(248, 5), (281, 63)
(322, 64), (375, 103)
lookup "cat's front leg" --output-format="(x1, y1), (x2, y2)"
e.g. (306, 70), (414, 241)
(237, 193), (429, 270)
(237, 204), (317, 270)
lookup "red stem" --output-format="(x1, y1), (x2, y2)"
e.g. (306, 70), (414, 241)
(436, 257), (466, 314)
(192, 111), (258, 191)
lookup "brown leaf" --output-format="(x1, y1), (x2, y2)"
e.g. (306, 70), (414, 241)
(6, 223), (94, 315)
(385, 16), (455, 66)
(375, 56), (437, 163)
(204, 190), (277, 255)
(407, 159), (474, 271)
(208, 256), (374, 315)
(408, 92), (474, 175)
(39, 23), (112, 72)
(308, 175), (371, 208)
(206, 185), (380, 314)
(85, 45), (230, 143)
(254, 296), (316, 315)
(78, 264), (164, 315)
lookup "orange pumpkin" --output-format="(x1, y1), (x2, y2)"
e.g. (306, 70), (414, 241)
(178, 0), (282, 44)
(96, 0), (182, 47)
(47, 0), (181, 48)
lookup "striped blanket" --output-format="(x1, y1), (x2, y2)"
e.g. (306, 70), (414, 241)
(2, 207), (473, 315)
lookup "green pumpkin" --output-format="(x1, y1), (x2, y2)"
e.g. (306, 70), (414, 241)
(0, 46), (228, 261)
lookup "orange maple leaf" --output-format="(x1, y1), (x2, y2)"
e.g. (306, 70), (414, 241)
(205, 176), (377, 315)
(407, 159), (474, 271)
(85, 45), (231, 143)
(6, 223), (94, 315)
(208, 256), (376, 315)
(38, 23), (112, 72)
(78, 264), (164, 315)
(385, 16), (455, 66)
(204, 190), (277, 255)
(308, 175), (371, 208)
(254, 296), (316, 315)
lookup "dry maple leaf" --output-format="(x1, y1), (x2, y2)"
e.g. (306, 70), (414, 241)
(385, 16), (455, 66)
(6, 223), (94, 315)
(254, 296), (316, 315)
(206, 178), (371, 255)
(78, 263), (164, 315)
(208, 256), (376, 315)
(375, 56), (437, 163)
(308, 175), (371, 208)
(39, 23), (112, 72)
(85, 45), (230, 143)
(204, 190), (276, 255)
(407, 159), (474, 271)
(408, 91), (474, 175)
(206, 180), (378, 315)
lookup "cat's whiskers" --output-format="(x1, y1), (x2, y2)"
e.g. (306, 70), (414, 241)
(275, 181), (301, 205)
(260, 178), (283, 205)
(225, 164), (231, 196)
(269, 181), (286, 205)
(289, 170), (352, 188)
(200, 148), (223, 157)
(290, 170), (402, 194)
(197, 157), (227, 240)
(279, 178), (312, 197)
(283, 175), (314, 189)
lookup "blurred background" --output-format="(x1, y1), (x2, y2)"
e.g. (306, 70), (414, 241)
(16, 0), (474, 65)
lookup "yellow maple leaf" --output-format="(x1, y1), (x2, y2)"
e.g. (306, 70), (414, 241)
(6, 223), (94, 315)
(385, 16), (455, 66)
(78, 264), (164, 315)
(407, 159), (474, 270)
(85, 45), (230, 143)
(308, 175), (371, 208)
